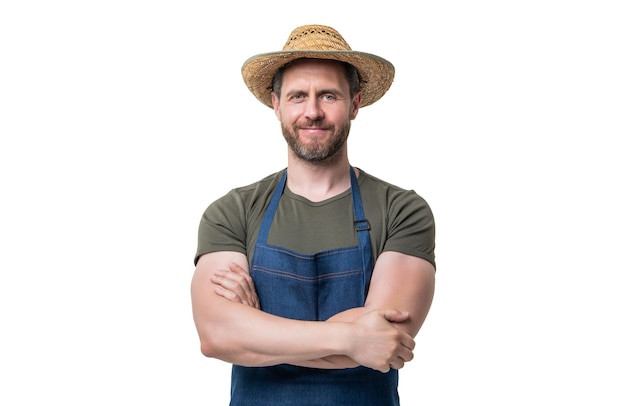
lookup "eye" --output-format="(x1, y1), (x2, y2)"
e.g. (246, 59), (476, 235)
(321, 94), (336, 101)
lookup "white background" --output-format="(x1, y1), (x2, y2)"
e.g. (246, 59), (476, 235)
(1, 1), (624, 404)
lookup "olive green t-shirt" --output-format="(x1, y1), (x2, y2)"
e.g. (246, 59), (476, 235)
(195, 168), (436, 269)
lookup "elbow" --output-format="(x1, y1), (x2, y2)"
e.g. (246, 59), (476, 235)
(193, 314), (232, 359)
(197, 328), (242, 363)
(199, 339), (213, 358)
(197, 329), (266, 367)
(194, 321), (220, 358)
(198, 332), (222, 359)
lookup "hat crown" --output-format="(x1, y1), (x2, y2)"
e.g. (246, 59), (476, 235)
(242, 24), (394, 108)
(282, 25), (353, 52)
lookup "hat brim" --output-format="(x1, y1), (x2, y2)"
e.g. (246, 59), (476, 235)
(241, 50), (395, 108)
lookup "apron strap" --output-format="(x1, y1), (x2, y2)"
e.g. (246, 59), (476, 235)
(350, 167), (374, 296)
(256, 169), (287, 244)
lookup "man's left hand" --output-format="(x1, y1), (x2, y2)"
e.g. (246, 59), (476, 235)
(210, 262), (260, 309)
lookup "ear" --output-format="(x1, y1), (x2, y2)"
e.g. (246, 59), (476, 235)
(350, 91), (362, 120)
(271, 92), (281, 120)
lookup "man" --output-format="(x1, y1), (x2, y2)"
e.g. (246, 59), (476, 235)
(191, 24), (436, 405)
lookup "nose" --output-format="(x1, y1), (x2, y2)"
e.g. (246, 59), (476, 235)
(304, 97), (323, 121)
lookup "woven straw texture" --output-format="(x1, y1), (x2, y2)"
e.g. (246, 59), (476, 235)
(241, 25), (395, 108)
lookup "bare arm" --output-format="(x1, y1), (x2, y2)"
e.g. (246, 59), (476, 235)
(206, 250), (436, 369)
(330, 251), (435, 337)
(191, 251), (414, 372)
(299, 251), (435, 367)
(351, 251), (435, 338)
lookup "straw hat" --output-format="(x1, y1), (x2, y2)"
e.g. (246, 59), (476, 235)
(241, 24), (395, 108)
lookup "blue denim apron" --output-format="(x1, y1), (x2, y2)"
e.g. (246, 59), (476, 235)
(230, 167), (399, 405)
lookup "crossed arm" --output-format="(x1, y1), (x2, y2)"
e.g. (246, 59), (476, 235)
(190, 250), (435, 372)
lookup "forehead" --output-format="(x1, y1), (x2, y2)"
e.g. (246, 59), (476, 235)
(282, 58), (346, 83)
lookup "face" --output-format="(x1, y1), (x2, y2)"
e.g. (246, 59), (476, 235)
(272, 59), (361, 163)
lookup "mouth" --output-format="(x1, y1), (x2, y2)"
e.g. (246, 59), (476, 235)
(300, 126), (327, 131)
(297, 124), (331, 134)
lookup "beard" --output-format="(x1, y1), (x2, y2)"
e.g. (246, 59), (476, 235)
(281, 118), (351, 163)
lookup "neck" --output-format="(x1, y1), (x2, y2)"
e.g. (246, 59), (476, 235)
(286, 155), (355, 202)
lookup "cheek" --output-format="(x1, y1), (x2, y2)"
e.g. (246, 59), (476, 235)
(279, 108), (303, 124)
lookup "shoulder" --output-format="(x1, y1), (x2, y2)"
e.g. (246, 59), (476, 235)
(234, 170), (285, 193)
(357, 169), (436, 268)
(210, 169), (285, 209)
(358, 169), (432, 212)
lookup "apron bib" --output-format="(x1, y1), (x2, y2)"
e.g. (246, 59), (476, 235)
(230, 167), (399, 406)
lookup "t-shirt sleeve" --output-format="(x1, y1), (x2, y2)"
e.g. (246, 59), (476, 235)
(194, 190), (247, 266)
(383, 190), (436, 269)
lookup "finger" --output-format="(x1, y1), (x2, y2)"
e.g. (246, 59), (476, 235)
(214, 285), (244, 303)
(227, 263), (259, 305)
(389, 358), (405, 370)
(225, 263), (251, 287)
(375, 363), (391, 374)
(382, 309), (410, 323)
(228, 273), (258, 307)
(213, 272), (259, 308)
(228, 262), (250, 276)
(215, 285), (257, 307)
(397, 345), (414, 364)
(401, 334), (415, 351)
(237, 277), (258, 306)
(211, 273), (239, 291)
(213, 274), (252, 303)
(248, 292), (260, 309)
(214, 271), (248, 295)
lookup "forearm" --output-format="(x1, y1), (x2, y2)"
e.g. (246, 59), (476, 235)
(193, 252), (416, 372)
(289, 307), (366, 368)
(197, 301), (353, 367)
(194, 291), (411, 372)
(192, 253), (358, 367)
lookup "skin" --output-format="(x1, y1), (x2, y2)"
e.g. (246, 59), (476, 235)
(190, 59), (436, 372)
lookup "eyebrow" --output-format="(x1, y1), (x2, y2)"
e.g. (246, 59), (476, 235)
(285, 87), (346, 98)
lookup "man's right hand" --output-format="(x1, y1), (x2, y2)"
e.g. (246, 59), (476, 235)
(347, 309), (415, 373)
